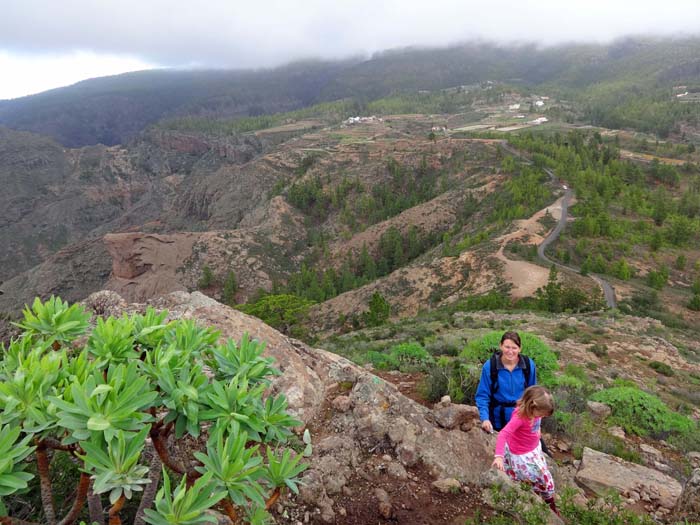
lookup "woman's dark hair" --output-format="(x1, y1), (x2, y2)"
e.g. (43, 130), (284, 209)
(500, 331), (521, 348)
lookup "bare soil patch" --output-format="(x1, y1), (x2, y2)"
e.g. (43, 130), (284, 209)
(316, 462), (486, 525)
(374, 370), (432, 408)
(493, 198), (566, 298)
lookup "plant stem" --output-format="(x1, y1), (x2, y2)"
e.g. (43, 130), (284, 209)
(220, 499), (239, 523)
(87, 479), (105, 525)
(107, 495), (125, 525)
(42, 438), (77, 454)
(57, 472), (90, 525)
(35, 439), (57, 525)
(265, 487), (281, 511)
(150, 429), (185, 474)
(133, 442), (162, 525)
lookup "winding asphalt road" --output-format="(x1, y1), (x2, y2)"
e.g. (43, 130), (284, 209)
(500, 142), (617, 308)
(536, 184), (617, 308)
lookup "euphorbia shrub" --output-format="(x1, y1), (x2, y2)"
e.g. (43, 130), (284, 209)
(0, 296), (307, 525)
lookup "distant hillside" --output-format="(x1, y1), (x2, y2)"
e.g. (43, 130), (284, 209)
(0, 60), (354, 147)
(3, 38), (700, 146)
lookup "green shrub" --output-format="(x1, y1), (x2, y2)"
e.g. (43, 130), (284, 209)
(388, 342), (433, 371)
(552, 327), (570, 342)
(558, 488), (654, 524)
(576, 332), (593, 344)
(420, 360), (450, 402)
(0, 297), (305, 524)
(461, 332), (558, 386)
(365, 350), (399, 371)
(563, 363), (588, 382)
(469, 485), (654, 524)
(198, 265), (215, 289)
(419, 357), (480, 404)
(687, 293), (700, 311)
(237, 294), (313, 339)
(648, 360), (674, 376)
(555, 374), (586, 389)
(590, 387), (693, 438)
(587, 343), (608, 358)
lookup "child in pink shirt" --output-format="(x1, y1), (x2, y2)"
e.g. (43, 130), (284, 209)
(492, 385), (558, 516)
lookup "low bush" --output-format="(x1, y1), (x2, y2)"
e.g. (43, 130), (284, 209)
(0, 297), (306, 524)
(365, 350), (399, 370)
(648, 360), (674, 376)
(419, 357), (480, 404)
(590, 387), (693, 439)
(587, 343), (608, 358)
(468, 485), (654, 525)
(388, 342), (433, 371)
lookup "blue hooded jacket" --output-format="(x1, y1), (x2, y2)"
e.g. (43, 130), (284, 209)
(475, 354), (537, 430)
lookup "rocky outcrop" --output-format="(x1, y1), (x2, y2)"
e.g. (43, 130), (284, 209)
(103, 197), (307, 304)
(575, 447), (682, 512)
(675, 468), (700, 519)
(0, 238), (113, 316)
(104, 232), (200, 302)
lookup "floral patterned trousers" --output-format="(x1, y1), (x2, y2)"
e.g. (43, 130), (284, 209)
(503, 442), (555, 499)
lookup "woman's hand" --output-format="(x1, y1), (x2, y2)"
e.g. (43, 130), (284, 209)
(481, 420), (494, 433)
(492, 456), (505, 471)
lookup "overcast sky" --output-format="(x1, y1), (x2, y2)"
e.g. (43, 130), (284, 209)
(2, 0), (700, 100)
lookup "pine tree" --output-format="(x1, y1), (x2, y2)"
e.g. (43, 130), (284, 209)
(221, 271), (238, 305)
(537, 265), (563, 312)
(198, 265), (214, 289)
(358, 244), (377, 280)
(363, 292), (391, 327)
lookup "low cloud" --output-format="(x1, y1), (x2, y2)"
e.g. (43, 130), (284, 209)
(2, 0), (700, 69)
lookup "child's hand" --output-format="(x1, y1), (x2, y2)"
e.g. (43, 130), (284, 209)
(492, 456), (504, 471)
(481, 420), (494, 433)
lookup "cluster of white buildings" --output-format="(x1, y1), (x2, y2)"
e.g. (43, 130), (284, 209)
(343, 115), (383, 125)
(507, 98), (546, 111)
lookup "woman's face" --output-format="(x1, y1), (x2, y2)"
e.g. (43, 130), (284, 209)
(500, 338), (521, 365)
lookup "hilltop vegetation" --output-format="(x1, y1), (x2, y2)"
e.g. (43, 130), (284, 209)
(3, 37), (700, 146)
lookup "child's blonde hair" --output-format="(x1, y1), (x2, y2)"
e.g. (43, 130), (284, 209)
(517, 385), (554, 419)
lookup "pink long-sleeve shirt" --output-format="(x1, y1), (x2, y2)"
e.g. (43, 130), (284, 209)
(494, 407), (541, 456)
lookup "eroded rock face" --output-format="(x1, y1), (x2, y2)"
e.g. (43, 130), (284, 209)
(575, 447), (682, 511)
(104, 232), (200, 302)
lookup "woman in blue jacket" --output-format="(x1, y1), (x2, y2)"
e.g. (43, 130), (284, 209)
(475, 331), (537, 433)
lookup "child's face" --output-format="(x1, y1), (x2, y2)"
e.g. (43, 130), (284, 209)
(533, 408), (552, 418)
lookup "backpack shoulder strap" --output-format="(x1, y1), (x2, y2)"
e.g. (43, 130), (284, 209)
(489, 351), (500, 394)
(522, 355), (532, 386)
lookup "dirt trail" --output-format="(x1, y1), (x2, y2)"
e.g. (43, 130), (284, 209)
(495, 196), (566, 298)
